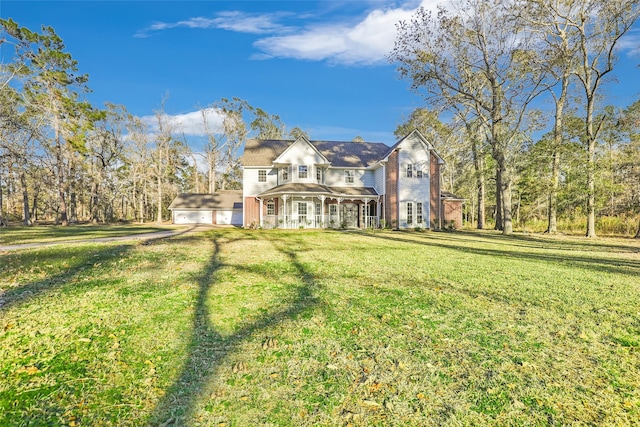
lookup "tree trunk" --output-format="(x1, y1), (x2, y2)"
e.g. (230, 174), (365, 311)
(547, 150), (559, 234)
(477, 175), (485, 230)
(90, 180), (99, 224)
(495, 166), (503, 231)
(499, 161), (513, 235)
(156, 175), (163, 223)
(20, 171), (31, 226)
(471, 135), (485, 229)
(585, 106), (597, 238)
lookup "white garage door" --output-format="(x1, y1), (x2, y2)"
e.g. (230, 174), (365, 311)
(174, 210), (212, 224)
(216, 209), (243, 226)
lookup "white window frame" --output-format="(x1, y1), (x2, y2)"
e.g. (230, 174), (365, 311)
(258, 169), (267, 182)
(417, 202), (423, 224)
(407, 202), (413, 225)
(416, 166), (423, 178)
(344, 170), (355, 184)
(281, 167), (289, 181)
(316, 167), (322, 183)
(266, 200), (275, 216)
(407, 164), (413, 178)
(298, 165), (308, 179)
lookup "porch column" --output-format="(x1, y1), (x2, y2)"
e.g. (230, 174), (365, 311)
(337, 197), (342, 227)
(281, 195), (289, 228)
(377, 197), (382, 228)
(258, 197), (264, 227)
(363, 198), (370, 229)
(319, 195), (326, 228)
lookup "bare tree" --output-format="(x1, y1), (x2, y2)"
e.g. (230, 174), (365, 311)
(391, 0), (547, 234)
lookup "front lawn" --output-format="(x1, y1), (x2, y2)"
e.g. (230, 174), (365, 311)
(1, 229), (638, 425)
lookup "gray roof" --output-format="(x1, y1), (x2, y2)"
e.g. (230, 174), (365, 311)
(259, 184), (378, 198)
(168, 191), (243, 210)
(242, 138), (392, 168)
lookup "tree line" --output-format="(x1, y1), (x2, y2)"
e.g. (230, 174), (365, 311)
(390, 0), (640, 237)
(2, 0), (640, 238)
(0, 19), (305, 226)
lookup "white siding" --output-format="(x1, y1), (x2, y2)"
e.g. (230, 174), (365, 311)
(243, 167), (278, 197)
(373, 165), (385, 194)
(397, 134), (431, 228)
(325, 168), (373, 187)
(274, 139), (329, 184)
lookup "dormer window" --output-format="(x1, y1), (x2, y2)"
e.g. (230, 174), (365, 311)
(281, 167), (289, 181)
(344, 170), (355, 184)
(298, 165), (308, 179)
(316, 167), (322, 183)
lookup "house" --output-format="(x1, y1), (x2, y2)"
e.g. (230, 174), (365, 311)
(241, 130), (454, 229)
(168, 191), (243, 225)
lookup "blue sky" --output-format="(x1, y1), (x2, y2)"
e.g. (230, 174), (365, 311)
(1, 0), (640, 147)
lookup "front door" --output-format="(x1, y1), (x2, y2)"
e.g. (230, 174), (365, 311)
(342, 203), (357, 228)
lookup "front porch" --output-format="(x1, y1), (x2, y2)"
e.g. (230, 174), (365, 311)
(256, 192), (382, 230)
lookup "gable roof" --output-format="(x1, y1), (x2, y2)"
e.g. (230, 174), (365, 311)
(242, 138), (391, 168)
(273, 135), (329, 165)
(168, 191), (242, 210)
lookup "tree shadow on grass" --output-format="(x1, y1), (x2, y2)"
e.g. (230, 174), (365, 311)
(0, 243), (135, 313)
(362, 231), (640, 279)
(148, 234), (322, 425)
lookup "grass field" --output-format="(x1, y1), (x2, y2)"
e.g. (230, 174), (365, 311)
(1, 228), (639, 426)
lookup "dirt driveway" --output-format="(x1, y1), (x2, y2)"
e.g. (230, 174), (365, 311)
(0, 225), (217, 252)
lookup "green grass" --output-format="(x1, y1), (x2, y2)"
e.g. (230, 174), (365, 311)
(1, 228), (639, 426)
(0, 224), (178, 245)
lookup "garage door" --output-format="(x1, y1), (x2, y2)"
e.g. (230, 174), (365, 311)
(174, 210), (212, 224)
(216, 209), (243, 226)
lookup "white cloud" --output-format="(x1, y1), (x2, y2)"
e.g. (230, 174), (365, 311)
(135, 11), (291, 38)
(139, 109), (224, 137)
(253, 4), (424, 65)
(618, 29), (640, 57)
(136, 1), (443, 65)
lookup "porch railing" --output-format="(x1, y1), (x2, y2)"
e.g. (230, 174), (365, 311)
(263, 214), (380, 229)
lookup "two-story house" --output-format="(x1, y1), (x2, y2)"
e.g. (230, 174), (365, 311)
(241, 130), (448, 229)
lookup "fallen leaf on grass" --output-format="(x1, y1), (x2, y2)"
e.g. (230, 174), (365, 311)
(78, 338), (92, 343)
(17, 365), (40, 375)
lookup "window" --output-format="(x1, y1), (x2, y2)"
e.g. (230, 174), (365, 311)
(407, 202), (413, 224)
(258, 170), (267, 182)
(417, 202), (423, 223)
(266, 200), (275, 216)
(316, 167), (322, 183)
(345, 170), (355, 184)
(281, 167), (289, 181)
(407, 164), (413, 178)
(315, 202), (321, 219)
(330, 205), (337, 216)
(298, 165), (308, 179)
(416, 165), (423, 178)
(298, 203), (307, 223)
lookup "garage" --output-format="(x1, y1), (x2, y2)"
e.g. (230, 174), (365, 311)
(174, 210), (213, 225)
(168, 191), (243, 226)
(216, 209), (242, 225)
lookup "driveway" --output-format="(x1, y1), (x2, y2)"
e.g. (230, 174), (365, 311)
(0, 225), (214, 252)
